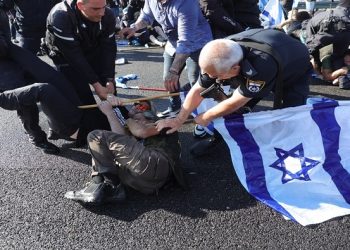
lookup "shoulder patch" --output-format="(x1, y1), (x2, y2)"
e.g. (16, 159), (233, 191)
(246, 79), (266, 93)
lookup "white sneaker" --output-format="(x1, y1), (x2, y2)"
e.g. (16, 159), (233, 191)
(193, 125), (208, 138)
(157, 107), (180, 119)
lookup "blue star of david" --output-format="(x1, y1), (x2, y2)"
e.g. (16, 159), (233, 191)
(269, 143), (320, 184)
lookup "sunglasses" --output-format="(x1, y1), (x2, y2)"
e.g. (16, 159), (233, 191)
(133, 102), (151, 112)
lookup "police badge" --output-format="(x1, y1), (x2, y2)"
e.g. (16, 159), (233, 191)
(246, 79), (266, 93)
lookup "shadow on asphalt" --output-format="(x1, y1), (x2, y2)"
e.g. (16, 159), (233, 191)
(58, 145), (91, 166)
(74, 132), (256, 222)
(309, 90), (350, 101)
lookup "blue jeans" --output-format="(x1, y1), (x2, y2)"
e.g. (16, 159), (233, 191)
(163, 49), (201, 110)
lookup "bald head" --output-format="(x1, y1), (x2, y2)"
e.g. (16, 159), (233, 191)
(199, 39), (243, 76)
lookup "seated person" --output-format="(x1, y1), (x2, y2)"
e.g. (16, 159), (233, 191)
(320, 46), (350, 89)
(130, 21), (167, 47)
(276, 9), (311, 40)
(64, 99), (187, 204)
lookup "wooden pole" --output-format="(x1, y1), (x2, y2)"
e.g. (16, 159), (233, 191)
(78, 92), (180, 109)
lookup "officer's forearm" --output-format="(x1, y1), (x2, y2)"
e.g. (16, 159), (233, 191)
(177, 83), (204, 123)
(203, 91), (251, 121)
(169, 53), (189, 75)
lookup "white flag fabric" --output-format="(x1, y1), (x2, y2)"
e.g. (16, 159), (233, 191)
(209, 98), (350, 226)
(260, 0), (285, 29)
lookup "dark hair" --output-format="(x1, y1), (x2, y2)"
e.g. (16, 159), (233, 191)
(296, 11), (311, 22)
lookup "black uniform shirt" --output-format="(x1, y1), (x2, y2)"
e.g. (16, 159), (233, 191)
(46, 0), (116, 85)
(237, 48), (278, 99)
(198, 47), (278, 100)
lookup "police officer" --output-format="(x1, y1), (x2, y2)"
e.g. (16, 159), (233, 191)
(44, 0), (117, 108)
(304, 0), (350, 72)
(199, 0), (261, 39)
(156, 29), (312, 153)
(1, 7), (114, 152)
(0, 8), (60, 154)
(0, 0), (60, 54)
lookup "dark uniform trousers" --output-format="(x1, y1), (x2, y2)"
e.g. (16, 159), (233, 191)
(0, 83), (82, 137)
(3, 43), (83, 142)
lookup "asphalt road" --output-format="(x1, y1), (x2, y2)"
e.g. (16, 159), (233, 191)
(1, 46), (350, 249)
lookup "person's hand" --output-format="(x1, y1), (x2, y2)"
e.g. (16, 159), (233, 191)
(93, 82), (110, 100)
(155, 117), (183, 134)
(119, 27), (136, 39)
(194, 113), (211, 127)
(106, 81), (115, 94)
(164, 71), (180, 92)
(106, 94), (123, 106)
(98, 100), (114, 116)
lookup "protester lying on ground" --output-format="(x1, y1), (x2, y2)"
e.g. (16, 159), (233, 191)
(156, 29), (312, 156)
(321, 47), (350, 89)
(302, 0), (350, 73)
(128, 21), (167, 47)
(64, 99), (187, 205)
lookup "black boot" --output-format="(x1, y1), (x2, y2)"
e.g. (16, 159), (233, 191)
(32, 139), (60, 155)
(190, 130), (222, 157)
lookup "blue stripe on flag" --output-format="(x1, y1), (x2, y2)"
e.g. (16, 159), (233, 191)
(311, 103), (350, 204)
(224, 116), (295, 221)
(261, 10), (276, 26)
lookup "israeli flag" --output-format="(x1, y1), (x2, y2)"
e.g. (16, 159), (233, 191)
(258, 0), (269, 12)
(260, 0), (285, 29)
(210, 98), (350, 226)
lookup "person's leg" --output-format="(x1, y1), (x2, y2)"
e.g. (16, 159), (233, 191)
(282, 75), (310, 108)
(64, 130), (128, 203)
(158, 51), (182, 118)
(89, 130), (170, 194)
(1, 83), (82, 137)
(56, 64), (97, 106)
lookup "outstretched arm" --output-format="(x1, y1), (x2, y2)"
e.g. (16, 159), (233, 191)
(98, 101), (127, 135)
(156, 82), (205, 134)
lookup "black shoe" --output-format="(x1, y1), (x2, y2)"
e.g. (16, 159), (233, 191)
(47, 129), (76, 142)
(33, 140), (60, 155)
(103, 183), (127, 203)
(190, 135), (221, 157)
(64, 182), (126, 204)
(64, 181), (106, 204)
